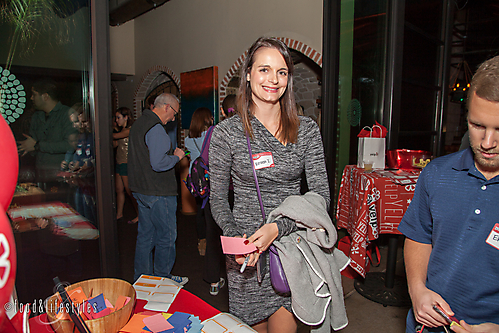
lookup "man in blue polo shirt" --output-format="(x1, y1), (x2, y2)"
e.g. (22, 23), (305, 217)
(128, 93), (188, 285)
(399, 55), (499, 333)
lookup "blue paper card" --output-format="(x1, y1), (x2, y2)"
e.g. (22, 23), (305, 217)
(186, 315), (203, 333)
(166, 312), (192, 333)
(87, 293), (106, 314)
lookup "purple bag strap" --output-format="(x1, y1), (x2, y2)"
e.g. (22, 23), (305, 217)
(246, 133), (266, 227)
(200, 125), (215, 162)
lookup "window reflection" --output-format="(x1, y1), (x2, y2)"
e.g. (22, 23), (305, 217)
(1, 1), (100, 304)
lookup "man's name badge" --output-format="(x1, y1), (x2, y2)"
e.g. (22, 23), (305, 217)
(485, 223), (499, 250)
(252, 152), (275, 170)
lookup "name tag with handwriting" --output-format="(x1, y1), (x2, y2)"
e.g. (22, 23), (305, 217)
(486, 223), (499, 250)
(252, 152), (275, 170)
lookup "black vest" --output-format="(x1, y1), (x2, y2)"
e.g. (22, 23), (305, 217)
(128, 109), (177, 196)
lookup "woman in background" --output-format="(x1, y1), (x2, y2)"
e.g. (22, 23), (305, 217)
(201, 94), (238, 296)
(221, 94), (237, 120)
(114, 107), (138, 224)
(184, 107), (213, 255)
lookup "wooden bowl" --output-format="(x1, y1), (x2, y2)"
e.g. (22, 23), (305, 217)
(45, 278), (136, 333)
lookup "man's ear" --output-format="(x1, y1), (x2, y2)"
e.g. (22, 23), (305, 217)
(42, 93), (50, 101)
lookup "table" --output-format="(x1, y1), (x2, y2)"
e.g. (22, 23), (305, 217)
(29, 288), (221, 332)
(336, 165), (420, 306)
(12, 183), (46, 206)
(8, 202), (100, 303)
(8, 201), (99, 240)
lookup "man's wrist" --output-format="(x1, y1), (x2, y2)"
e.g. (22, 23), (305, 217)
(407, 280), (427, 298)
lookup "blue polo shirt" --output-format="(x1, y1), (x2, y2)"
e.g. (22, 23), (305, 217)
(398, 148), (499, 330)
(145, 124), (179, 172)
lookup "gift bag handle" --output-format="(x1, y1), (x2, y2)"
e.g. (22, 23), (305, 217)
(362, 125), (383, 138)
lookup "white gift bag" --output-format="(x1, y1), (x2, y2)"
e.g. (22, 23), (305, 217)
(357, 126), (385, 170)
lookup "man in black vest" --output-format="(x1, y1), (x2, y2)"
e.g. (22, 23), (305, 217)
(129, 93), (187, 285)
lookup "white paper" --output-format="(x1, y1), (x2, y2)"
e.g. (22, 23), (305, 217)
(149, 292), (176, 303)
(156, 285), (180, 294)
(201, 313), (257, 333)
(132, 275), (182, 308)
(143, 300), (172, 312)
(134, 289), (151, 300)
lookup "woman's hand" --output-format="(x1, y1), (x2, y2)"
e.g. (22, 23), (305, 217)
(238, 223), (280, 268)
(247, 223), (279, 253)
(236, 252), (260, 267)
(235, 234), (248, 265)
(235, 234), (260, 267)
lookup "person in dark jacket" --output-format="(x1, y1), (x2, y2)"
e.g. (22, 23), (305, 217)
(18, 80), (77, 184)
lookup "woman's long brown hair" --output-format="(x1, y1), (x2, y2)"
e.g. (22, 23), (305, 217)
(189, 107), (213, 138)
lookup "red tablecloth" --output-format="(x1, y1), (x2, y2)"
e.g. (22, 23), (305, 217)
(28, 288), (221, 332)
(336, 165), (419, 277)
(8, 201), (99, 240)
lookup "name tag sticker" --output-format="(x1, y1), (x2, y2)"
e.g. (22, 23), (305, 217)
(485, 223), (499, 250)
(252, 152), (275, 170)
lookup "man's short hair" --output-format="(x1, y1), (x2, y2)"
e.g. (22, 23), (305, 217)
(32, 80), (59, 101)
(469, 55), (499, 104)
(153, 93), (179, 109)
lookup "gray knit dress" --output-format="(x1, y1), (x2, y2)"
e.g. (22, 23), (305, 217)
(209, 114), (330, 325)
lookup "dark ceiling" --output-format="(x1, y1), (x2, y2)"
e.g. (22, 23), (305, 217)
(0, 0), (170, 26)
(109, 0), (170, 26)
(453, 0), (499, 72)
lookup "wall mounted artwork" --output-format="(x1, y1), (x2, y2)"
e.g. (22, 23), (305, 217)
(180, 66), (218, 129)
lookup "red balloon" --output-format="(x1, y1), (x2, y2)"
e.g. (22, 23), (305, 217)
(0, 116), (18, 211)
(0, 205), (17, 328)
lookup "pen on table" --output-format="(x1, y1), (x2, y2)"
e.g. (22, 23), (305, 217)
(240, 256), (250, 273)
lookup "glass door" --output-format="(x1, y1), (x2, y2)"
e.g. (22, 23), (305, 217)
(1, 0), (102, 304)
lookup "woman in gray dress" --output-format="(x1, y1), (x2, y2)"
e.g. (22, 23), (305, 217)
(209, 37), (330, 333)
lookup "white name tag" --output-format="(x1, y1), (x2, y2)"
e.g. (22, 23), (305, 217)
(486, 223), (499, 250)
(252, 152), (275, 170)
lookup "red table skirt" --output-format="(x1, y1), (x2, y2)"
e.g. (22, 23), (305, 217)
(336, 165), (418, 277)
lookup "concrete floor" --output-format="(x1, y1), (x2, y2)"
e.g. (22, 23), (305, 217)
(335, 250), (410, 333)
(118, 199), (411, 332)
